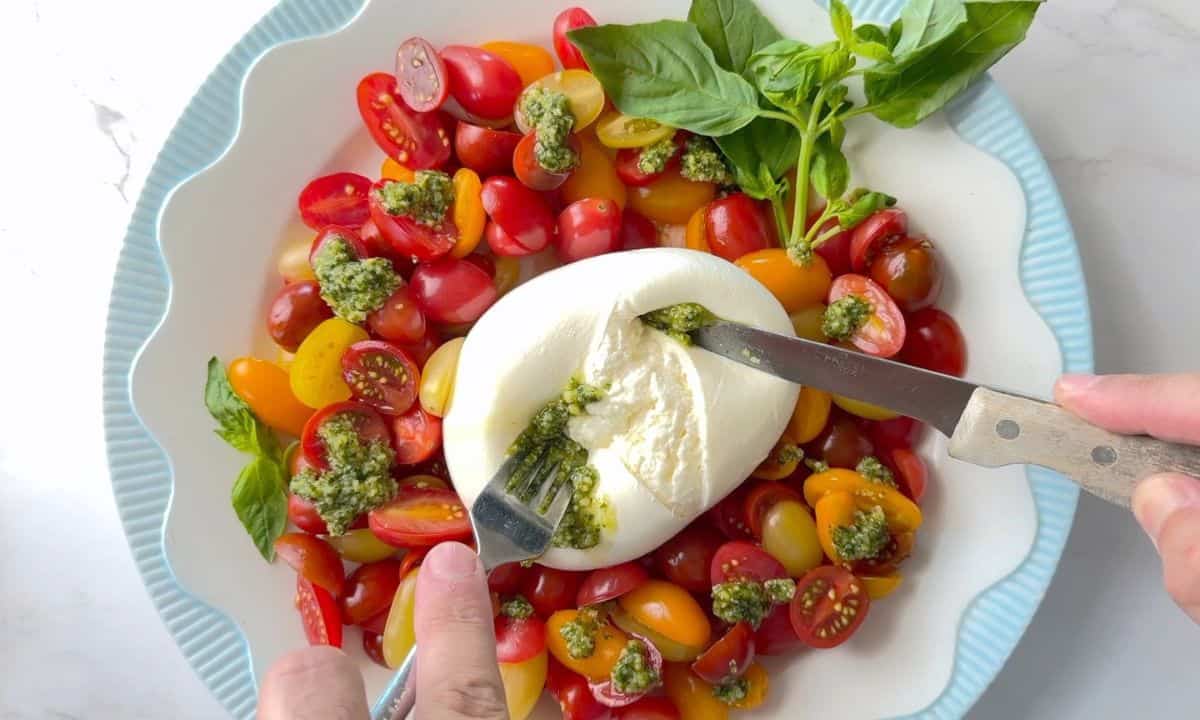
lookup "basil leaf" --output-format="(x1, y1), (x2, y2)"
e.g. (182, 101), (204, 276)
(715, 116), (802, 199)
(811, 137), (850, 200)
(829, 0), (855, 47)
(205, 357), (278, 459)
(836, 190), (897, 230)
(854, 24), (890, 46)
(687, 0), (784, 77)
(231, 455), (288, 561)
(854, 41), (893, 62)
(888, 19), (905, 50)
(748, 40), (825, 116)
(569, 22), (763, 136)
(893, 0), (968, 57)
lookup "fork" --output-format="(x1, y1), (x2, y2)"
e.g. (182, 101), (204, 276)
(370, 448), (574, 720)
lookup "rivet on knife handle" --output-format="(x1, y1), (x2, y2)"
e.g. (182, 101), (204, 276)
(948, 387), (1200, 507)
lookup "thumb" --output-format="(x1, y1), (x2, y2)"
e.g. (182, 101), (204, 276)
(1054, 373), (1200, 445)
(258, 646), (369, 720)
(413, 542), (507, 720)
(1133, 474), (1200, 623)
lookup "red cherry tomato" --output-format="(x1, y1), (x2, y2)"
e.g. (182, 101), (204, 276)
(850, 208), (908, 272)
(806, 411), (875, 469)
(484, 221), (534, 258)
(743, 482), (804, 539)
(790, 566), (870, 649)
(300, 401), (391, 471)
(711, 541), (787, 586)
(614, 697), (680, 720)
(898, 307), (967, 377)
(576, 562), (650, 606)
(287, 492), (329, 535)
(890, 447), (929, 502)
(871, 235), (942, 312)
(691, 622), (755, 684)
(654, 522), (726, 594)
(614, 142), (682, 188)
(454, 122), (523, 177)
(754, 603), (803, 656)
(395, 326), (442, 369)
(814, 223), (853, 278)
(368, 488), (472, 548)
(867, 415), (925, 453)
(341, 340), (420, 416)
(367, 286), (427, 344)
(360, 220), (417, 276)
(705, 193), (775, 263)
(488, 562), (530, 595)
(547, 659), (613, 720)
(620, 211), (657, 250)
(440, 45), (523, 121)
(395, 37), (449, 112)
(557, 197), (623, 264)
(360, 610), (389, 635)
(398, 547), (427, 581)
(309, 225), (369, 266)
(390, 405), (442, 465)
(275, 533), (345, 598)
(709, 485), (754, 540)
(341, 559), (404, 625)
(495, 613), (547, 664)
(408, 258), (498, 324)
(827, 274), (907, 358)
(267, 281), (333, 352)
(463, 253), (496, 278)
(521, 566), (585, 618)
(514, 132), (582, 191)
(481, 177), (556, 254)
(296, 575), (343, 647)
(297, 173), (373, 230)
(363, 631), (388, 668)
(589, 636), (663, 708)
(356, 73), (451, 169)
(553, 7), (598, 70)
(368, 179), (458, 261)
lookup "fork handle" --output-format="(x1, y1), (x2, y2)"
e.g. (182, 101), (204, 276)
(370, 647), (417, 720)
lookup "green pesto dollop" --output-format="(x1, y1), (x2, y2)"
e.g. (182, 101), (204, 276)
(712, 677), (750, 705)
(560, 607), (601, 659)
(764, 577), (797, 604)
(519, 87), (579, 173)
(312, 235), (401, 323)
(775, 443), (804, 466)
(680, 136), (732, 184)
(822, 294), (872, 341)
(289, 412), (397, 535)
(610, 640), (660, 696)
(711, 580), (774, 628)
(639, 303), (718, 346)
(805, 458), (831, 474)
(500, 595), (535, 619)
(856, 456), (897, 487)
(637, 134), (679, 175)
(832, 505), (890, 561)
(375, 170), (454, 227)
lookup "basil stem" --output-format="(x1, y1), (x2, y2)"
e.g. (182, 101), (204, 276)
(788, 85), (830, 252)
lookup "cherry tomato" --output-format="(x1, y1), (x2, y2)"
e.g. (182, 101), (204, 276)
(495, 613), (547, 664)
(807, 210), (852, 278)
(620, 211), (657, 250)
(614, 697), (680, 720)
(790, 304), (828, 342)
(409, 258), (498, 324)
(514, 131), (580, 191)
(382, 567), (420, 666)
(547, 658), (614, 720)
(368, 488), (471, 548)
(299, 400), (390, 470)
(790, 566), (870, 648)
(805, 411), (875, 469)
(871, 235), (942, 312)
(522, 566), (585, 618)
(488, 562), (529, 595)
(557, 198), (623, 264)
(326, 528), (398, 564)
(339, 340), (420, 416)
(727, 662), (767, 710)
(308, 225), (369, 267)
(743, 483), (803, 538)
(628, 169), (716, 225)
(753, 603), (803, 656)
(710, 541), (787, 585)
(868, 415), (925, 452)
(546, 610), (630, 682)
(485, 221), (531, 257)
(380, 158), (415, 183)
(654, 522), (725, 594)
(396, 326), (442, 369)
(390, 404), (442, 464)
(277, 235), (318, 283)
(500, 650), (549, 720)
(595, 112), (674, 149)
(440, 45), (523, 121)
(735, 249), (830, 313)
(267, 281), (332, 352)
(454, 122), (523, 176)
(618, 580), (711, 652)
(356, 73), (451, 168)
(850, 208), (908, 272)
(418, 336), (464, 417)
(709, 485), (753, 540)
(518, 70), (606, 134)
(228, 357), (314, 437)
(341, 559), (403, 626)
(445, 169), (487, 260)
(481, 176), (557, 253)
(553, 7), (597, 70)
(298, 173), (372, 230)
(360, 220), (417, 276)
(788, 387), (833, 445)
(691, 622), (754, 684)
(480, 41), (555, 87)
(861, 573), (904, 600)
(395, 37), (449, 112)
(275, 533), (344, 597)
(288, 492), (330, 535)
(615, 144), (680, 187)
(396, 474), (450, 495)
(889, 447), (928, 502)
(899, 307), (967, 376)
(684, 205), (709, 253)
(609, 605), (705, 664)
(296, 575), (342, 647)
(368, 179), (458, 262)
(761, 500), (824, 577)
(705, 194), (774, 263)
(577, 562), (650, 606)
(827, 274), (907, 357)
(663, 663), (729, 720)
(563, 134), (627, 209)
(589, 635), (663, 708)
(367, 286), (427, 344)
(750, 438), (803, 481)
(363, 631), (388, 668)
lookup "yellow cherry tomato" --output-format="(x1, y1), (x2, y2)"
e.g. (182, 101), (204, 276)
(862, 573), (904, 599)
(326, 528), (398, 563)
(609, 605), (702, 663)
(761, 499), (824, 577)
(814, 491), (859, 565)
(832, 394), (900, 421)
(685, 205), (710, 252)
(664, 663), (729, 720)
(546, 610), (630, 682)
(481, 41), (555, 88)
(517, 70), (605, 133)
(790, 304), (828, 342)
(290, 318), (369, 409)
(618, 580), (711, 652)
(751, 438), (802, 480)
(277, 236), (316, 283)
(382, 568), (419, 667)
(381, 157), (415, 183)
(594, 110), (675, 149)
(450, 168), (485, 258)
(805, 470), (923, 533)
(419, 337), (464, 417)
(494, 256), (521, 296)
(498, 650), (548, 720)
(787, 386), (833, 444)
(729, 662), (768, 710)
(561, 133), (627, 209)
(631, 170), (717, 225)
(228, 357), (313, 437)
(735, 248), (833, 313)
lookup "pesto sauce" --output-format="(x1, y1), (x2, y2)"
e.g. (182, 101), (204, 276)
(856, 456), (897, 487)
(312, 236), (401, 324)
(711, 580), (773, 628)
(519, 87), (579, 174)
(637, 134), (679, 175)
(680, 136), (732, 184)
(375, 170), (454, 227)
(610, 640), (660, 695)
(712, 677), (750, 705)
(559, 607), (600, 659)
(500, 595), (535, 619)
(831, 505), (890, 561)
(639, 303), (718, 346)
(822, 294), (872, 341)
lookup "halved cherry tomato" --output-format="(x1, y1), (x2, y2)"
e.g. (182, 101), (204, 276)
(296, 575), (342, 647)
(743, 483), (803, 538)
(382, 567), (420, 666)
(788, 387), (833, 445)
(827, 274), (907, 357)
(735, 249), (831, 313)
(516, 70), (606, 134)
(341, 559), (403, 626)
(228, 357), (313, 437)
(547, 657), (614, 720)
(617, 580), (711, 652)
(753, 603), (803, 656)
(396, 474), (450, 494)
(368, 179), (458, 261)
(558, 197), (623, 264)
(850, 208), (908, 273)
(288, 492), (329, 535)
(298, 173), (372, 230)
(790, 304), (828, 343)
(595, 112), (674, 149)
(409, 258), (498, 324)
(275, 532), (345, 598)
(553, 7), (597, 70)
(814, 492), (858, 565)
(514, 131), (581, 191)
(889, 447), (928, 502)
(277, 235), (318, 283)
(804, 470), (923, 534)
(522, 566), (585, 618)
(805, 411), (875, 469)
(589, 635), (663, 708)
(380, 158), (415, 183)
(899, 307), (967, 377)
(684, 205), (709, 252)
(709, 485), (753, 540)
(440, 45), (523, 121)
(267, 281), (333, 352)
(609, 606), (704, 664)
(455, 122), (523, 176)
(628, 169), (715, 225)
(308, 225), (370, 267)
(790, 566), (869, 648)
(368, 488), (471, 547)
(563, 134), (627, 209)
(396, 326), (442, 369)
(367, 286), (427, 344)
(395, 37), (449, 112)
(727, 662), (767, 710)
(356, 73), (451, 168)
(448, 168), (486, 259)
(480, 41), (555, 87)
(299, 400), (390, 470)
(577, 562), (649, 606)
(481, 176), (557, 253)
(546, 610), (630, 682)
(495, 613), (547, 664)
(614, 697), (680, 720)
(654, 522), (725, 594)
(871, 235), (942, 312)
(326, 528), (397, 564)
(340, 340), (419, 416)
(807, 209), (852, 277)
(500, 650), (549, 720)
(363, 631), (387, 668)
(750, 438), (803, 482)
(620, 211), (657, 250)
(662, 663), (728, 720)
(833, 394), (899, 421)
(418, 336), (464, 417)
(710, 541), (787, 585)
(761, 499), (823, 577)
(691, 622), (754, 684)
(705, 194), (774, 263)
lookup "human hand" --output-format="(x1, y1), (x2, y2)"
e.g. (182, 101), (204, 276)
(1056, 373), (1200, 622)
(257, 541), (507, 720)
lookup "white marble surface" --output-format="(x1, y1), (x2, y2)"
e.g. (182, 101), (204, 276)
(0, 0), (1196, 718)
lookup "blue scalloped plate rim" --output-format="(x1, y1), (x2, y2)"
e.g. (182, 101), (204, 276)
(103, 1), (1092, 718)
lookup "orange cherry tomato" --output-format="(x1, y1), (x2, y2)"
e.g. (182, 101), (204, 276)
(684, 205), (710, 252)
(862, 573), (904, 599)
(228, 357), (313, 436)
(751, 438), (802, 481)
(480, 41), (555, 88)
(729, 662), (768, 710)
(545, 609), (629, 682)
(380, 157), (415, 183)
(787, 387), (833, 444)
(561, 133), (627, 209)
(663, 663), (729, 720)
(790, 304), (828, 342)
(617, 580), (711, 652)
(814, 491), (858, 565)
(804, 470), (923, 533)
(629, 169), (716, 225)
(450, 168), (485, 258)
(735, 248), (832, 313)
(610, 605), (703, 663)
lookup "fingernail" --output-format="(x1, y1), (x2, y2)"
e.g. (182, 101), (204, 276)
(424, 542), (480, 581)
(1132, 474), (1200, 545)
(1056, 373), (1100, 397)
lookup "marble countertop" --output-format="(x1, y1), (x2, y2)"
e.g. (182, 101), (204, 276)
(1, 0), (1196, 717)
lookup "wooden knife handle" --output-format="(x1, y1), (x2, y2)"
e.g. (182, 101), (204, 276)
(948, 387), (1200, 508)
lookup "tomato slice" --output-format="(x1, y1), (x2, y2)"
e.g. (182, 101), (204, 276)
(789, 566), (870, 649)
(481, 176), (556, 254)
(299, 401), (391, 471)
(546, 658), (612, 720)
(440, 45), (523, 121)
(296, 575), (343, 647)
(710, 541), (787, 586)
(341, 559), (404, 626)
(742, 482), (803, 539)
(390, 404), (442, 464)
(356, 73), (451, 169)
(514, 131), (581, 191)
(577, 562), (650, 606)
(368, 179), (458, 262)
(340, 340), (420, 416)
(588, 633), (663, 708)
(275, 533), (345, 598)
(753, 603), (803, 656)
(495, 613), (548, 664)
(850, 208), (908, 272)
(395, 37), (449, 112)
(368, 487), (471, 548)
(522, 566), (585, 618)
(553, 7), (598, 70)
(455, 122), (523, 177)
(408, 258), (498, 324)
(298, 173), (372, 230)
(613, 696), (680, 720)
(691, 622), (755, 684)
(827, 274), (907, 358)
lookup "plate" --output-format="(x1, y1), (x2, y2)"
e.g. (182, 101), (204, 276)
(103, 0), (1093, 718)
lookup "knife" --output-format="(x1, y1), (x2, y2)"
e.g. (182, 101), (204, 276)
(694, 321), (1200, 508)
